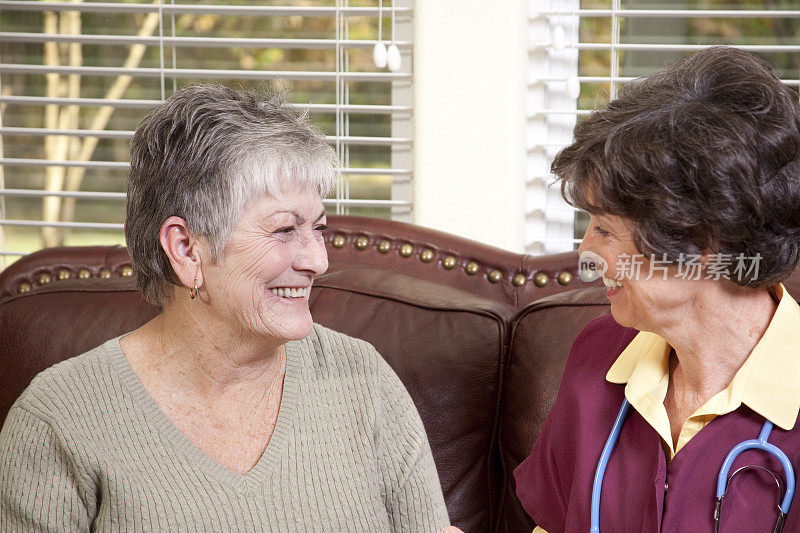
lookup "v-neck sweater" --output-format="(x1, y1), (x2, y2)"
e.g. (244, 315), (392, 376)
(0, 324), (449, 532)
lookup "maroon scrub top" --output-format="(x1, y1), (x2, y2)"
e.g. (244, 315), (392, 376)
(513, 314), (800, 532)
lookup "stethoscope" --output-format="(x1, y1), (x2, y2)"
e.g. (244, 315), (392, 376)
(590, 398), (796, 533)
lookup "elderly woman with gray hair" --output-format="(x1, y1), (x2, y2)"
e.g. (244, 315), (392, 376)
(0, 85), (449, 531)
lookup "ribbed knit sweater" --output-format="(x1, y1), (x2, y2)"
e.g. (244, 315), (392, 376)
(0, 324), (449, 532)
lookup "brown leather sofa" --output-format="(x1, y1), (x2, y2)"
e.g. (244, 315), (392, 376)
(0, 214), (716, 532)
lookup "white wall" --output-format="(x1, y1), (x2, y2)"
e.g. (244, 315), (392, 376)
(413, 0), (528, 253)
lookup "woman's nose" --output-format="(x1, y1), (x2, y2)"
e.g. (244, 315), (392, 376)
(294, 234), (329, 276)
(577, 227), (593, 256)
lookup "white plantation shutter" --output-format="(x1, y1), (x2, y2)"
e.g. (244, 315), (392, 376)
(526, 0), (800, 255)
(0, 0), (414, 268)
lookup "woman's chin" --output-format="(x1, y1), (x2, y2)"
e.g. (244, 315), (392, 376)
(263, 315), (314, 343)
(609, 306), (636, 329)
(286, 320), (314, 341)
(252, 299), (316, 342)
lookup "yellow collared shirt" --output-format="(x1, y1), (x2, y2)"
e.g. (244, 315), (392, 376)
(606, 284), (800, 459)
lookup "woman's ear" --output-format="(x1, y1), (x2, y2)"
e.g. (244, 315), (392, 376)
(159, 216), (204, 290)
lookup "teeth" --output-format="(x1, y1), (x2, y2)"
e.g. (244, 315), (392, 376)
(269, 287), (307, 298)
(603, 277), (624, 290)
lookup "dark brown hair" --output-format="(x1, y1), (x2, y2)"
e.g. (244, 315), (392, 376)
(556, 46), (800, 287)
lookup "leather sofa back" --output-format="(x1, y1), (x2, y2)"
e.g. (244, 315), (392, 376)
(498, 289), (609, 531)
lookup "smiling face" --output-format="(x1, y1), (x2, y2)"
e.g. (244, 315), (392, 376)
(200, 189), (328, 344)
(578, 212), (698, 331)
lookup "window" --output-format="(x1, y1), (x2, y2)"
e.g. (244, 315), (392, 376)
(0, 0), (413, 269)
(527, 0), (800, 255)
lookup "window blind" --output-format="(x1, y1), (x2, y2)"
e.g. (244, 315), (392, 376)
(0, 0), (413, 268)
(526, 0), (800, 255)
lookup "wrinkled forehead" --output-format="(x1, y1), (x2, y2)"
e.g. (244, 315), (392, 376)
(235, 187), (327, 226)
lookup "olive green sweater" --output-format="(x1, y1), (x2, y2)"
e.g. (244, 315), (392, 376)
(0, 324), (449, 532)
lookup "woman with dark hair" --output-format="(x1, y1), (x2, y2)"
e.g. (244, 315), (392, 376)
(514, 47), (800, 531)
(0, 85), (449, 531)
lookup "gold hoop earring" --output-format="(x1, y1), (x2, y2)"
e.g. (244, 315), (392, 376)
(189, 273), (198, 300)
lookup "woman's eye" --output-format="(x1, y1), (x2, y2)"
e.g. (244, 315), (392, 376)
(594, 225), (610, 237)
(274, 227), (295, 235)
(315, 224), (328, 232)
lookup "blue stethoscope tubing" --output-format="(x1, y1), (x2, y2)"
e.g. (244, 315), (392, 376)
(589, 397), (796, 532)
(590, 398), (632, 533)
(715, 419), (794, 531)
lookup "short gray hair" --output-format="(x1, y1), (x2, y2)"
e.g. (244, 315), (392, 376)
(125, 84), (337, 307)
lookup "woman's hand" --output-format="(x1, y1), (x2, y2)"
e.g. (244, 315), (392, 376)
(442, 527), (465, 533)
